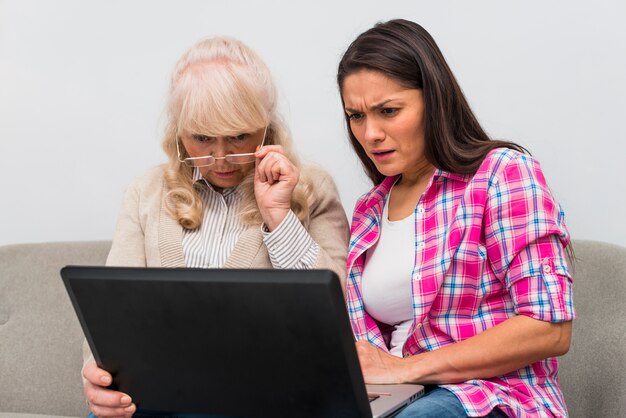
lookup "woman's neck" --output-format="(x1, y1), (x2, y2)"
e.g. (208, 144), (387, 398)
(397, 162), (435, 188)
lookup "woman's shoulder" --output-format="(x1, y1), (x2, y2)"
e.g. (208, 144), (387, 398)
(472, 147), (552, 195)
(348, 176), (396, 215)
(477, 147), (539, 178)
(301, 163), (332, 179)
(300, 164), (337, 191)
(484, 146), (529, 165)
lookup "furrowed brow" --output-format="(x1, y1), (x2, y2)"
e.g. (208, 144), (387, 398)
(345, 99), (395, 114)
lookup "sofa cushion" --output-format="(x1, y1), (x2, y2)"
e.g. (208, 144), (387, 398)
(559, 240), (626, 417)
(0, 241), (110, 417)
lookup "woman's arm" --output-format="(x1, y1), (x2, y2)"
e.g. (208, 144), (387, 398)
(256, 159), (349, 284)
(105, 179), (147, 267)
(357, 315), (572, 385)
(360, 152), (574, 385)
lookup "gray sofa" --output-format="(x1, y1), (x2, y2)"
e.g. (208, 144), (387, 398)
(1, 240), (624, 418)
(1, 241), (111, 418)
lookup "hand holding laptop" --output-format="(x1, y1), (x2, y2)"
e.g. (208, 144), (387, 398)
(83, 361), (135, 417)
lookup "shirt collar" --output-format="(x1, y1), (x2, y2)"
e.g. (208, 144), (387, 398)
(363, 168), (469, 209)
(432, 168), (470, 183)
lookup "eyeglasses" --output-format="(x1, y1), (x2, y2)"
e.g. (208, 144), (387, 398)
(177, 127), (267, 167)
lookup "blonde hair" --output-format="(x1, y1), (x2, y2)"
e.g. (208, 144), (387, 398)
(162, 36), (313, 229)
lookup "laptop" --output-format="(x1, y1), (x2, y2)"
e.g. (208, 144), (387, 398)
(61, 266), (424, 418)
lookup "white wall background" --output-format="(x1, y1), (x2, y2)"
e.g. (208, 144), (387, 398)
(1, 0), (625, 248)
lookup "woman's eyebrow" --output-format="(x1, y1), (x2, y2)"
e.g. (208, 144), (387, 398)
(345, 99), (401, 113)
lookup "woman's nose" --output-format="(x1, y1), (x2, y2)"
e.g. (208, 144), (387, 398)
(363, 119), (384, 143)
(210, 138), (230, 157)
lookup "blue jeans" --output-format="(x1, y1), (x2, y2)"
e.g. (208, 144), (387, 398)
(394, 387), (508, 418)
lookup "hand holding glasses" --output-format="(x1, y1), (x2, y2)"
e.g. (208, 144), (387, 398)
(177, 127), (267, 167)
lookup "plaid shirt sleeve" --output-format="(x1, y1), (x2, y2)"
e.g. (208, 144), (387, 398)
(484, 152), (574, 322)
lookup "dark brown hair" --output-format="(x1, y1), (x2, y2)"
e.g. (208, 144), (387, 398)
(337, 19), (528, 184)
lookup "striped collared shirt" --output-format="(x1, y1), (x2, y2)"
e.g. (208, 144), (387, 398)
(182, 168), (319, 269)
(346, 148), (574, 417)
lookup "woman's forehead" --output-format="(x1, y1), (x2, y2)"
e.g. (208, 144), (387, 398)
(180, 123), (262, 136)
(175, 95), (267, 136)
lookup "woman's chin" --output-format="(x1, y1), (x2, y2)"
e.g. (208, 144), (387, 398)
(374, 165), (402, 178)
(204, 173), (242, 189)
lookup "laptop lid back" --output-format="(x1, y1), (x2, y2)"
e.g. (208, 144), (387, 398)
(62, 266), (372, 417)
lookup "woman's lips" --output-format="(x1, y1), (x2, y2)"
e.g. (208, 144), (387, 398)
(212, 170), (237, 178)
(371, 149), (395, 161)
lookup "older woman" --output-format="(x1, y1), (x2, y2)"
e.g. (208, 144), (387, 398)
(83, 36), (349, 418)
(338, 19), (573, 417)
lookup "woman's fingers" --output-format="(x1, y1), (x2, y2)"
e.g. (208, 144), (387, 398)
(83, 361), (112, 386)
(255, 148), (297, 185)
(355, 340), (405, 384)
(83, 361), (135, 417)
(253, 145), (299, 230)
(84, 380), (136, 417)
(255, 144), (287, 158)
(89, 399), (136, 418)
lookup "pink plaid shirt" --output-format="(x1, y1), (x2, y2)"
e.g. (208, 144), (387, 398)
(346, 148), (574, 417)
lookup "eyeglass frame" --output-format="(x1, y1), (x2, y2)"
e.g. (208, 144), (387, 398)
(176, 126), (268, 167)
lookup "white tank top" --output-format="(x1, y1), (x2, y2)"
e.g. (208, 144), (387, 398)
(361, 194), (415, 357)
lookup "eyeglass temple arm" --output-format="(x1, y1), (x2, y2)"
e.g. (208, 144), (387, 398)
(259, 125), (268, 148)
